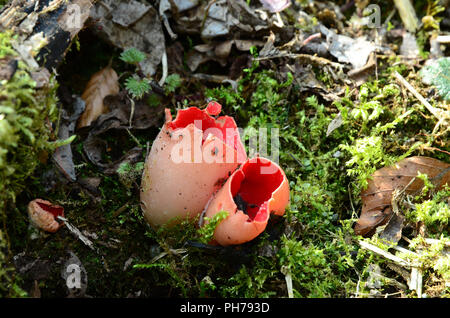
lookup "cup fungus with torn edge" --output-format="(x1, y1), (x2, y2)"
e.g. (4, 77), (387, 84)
(202, 156), (289, 246)
(28, 199), (65, 233)
(140, 103), (247, 227)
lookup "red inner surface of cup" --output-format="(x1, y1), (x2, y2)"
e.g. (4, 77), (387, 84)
(231, 159), (283, 222)
(168, 107), (245, 159)
(37, 202), (64, 219)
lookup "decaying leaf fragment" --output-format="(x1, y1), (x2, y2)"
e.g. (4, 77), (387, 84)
(82, 92), (164, 170)
(89, 0), (165, 77)
(259, 0), (291, 13)
(320, 25), (376, 70)
(355, 156), (450, 237)
(77, 66), (120, 129)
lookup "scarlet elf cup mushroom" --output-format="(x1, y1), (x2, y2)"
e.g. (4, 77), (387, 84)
(140, 103), (247, 227)
(28, 199), (65, 233)
(140, 103), (290, 245)
(203, 156), (289, 246)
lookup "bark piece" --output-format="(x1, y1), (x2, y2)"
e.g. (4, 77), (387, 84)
(0, 0), (93, 71)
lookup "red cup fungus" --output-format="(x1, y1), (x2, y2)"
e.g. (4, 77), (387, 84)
(203, 156), (289, 246)
(28, 199), (65, 233)
(140, 104), (290, 245)
(205, 101), (222, 116)
(140, 104), (247, 227)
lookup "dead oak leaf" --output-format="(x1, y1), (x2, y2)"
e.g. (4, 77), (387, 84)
(355, 156), (450, 237)
(77, 66), (120, 129)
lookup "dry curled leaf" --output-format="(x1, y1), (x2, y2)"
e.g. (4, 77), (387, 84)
(355, 156), (450, 237)
(82, 92), (164, 170)
(77, 66), (120, 129)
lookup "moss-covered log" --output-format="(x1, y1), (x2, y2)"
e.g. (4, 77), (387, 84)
(0, 0), (93, 296)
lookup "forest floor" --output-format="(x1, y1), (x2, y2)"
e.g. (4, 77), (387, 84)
(1, 0), (450, 298)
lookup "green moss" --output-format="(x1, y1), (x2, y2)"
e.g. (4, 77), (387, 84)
(0, 29), (59, 296)
(117, 161), (144, 190)
(407, 186), (450, 235)
(3, 24), (448, 297)
(201, 57), (448, 297)
(197, 210), (229, 244)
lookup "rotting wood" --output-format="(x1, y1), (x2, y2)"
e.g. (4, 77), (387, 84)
(0, 0), (94, 72)
(409, 266), (423, 298)
(359, 240), (435, 297)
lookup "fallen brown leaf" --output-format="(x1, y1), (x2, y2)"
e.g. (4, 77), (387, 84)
(77, 66), (120, 129)
(82, 91), (164, 170)
(355, 156), (450, 237)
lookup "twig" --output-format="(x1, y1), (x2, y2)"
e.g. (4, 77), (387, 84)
(281, 266), (294, 298)
(161, 14), (177, 40)
(150, 248), (187, 263)
(424, 238), (450, 247)
(354, 273), (361, 298)
(191, 73), (230, 83)
(58, 216), (95, 251)
(391, 244), (419, 256)
(126, 129), (142, 147)
(423, 146), (450, 157)
(255, 53), (344, 70)
(348, 53), (376, 77)
(288, 152), (303, 167)
(402, 235), (413, 244)
(436, 35), (450, 44)
(348, 183), (357, 217)
(112, 202), (130, 218)
(145, 141), (150, 158)
(302, 33), (321, 46)
(358, 240), (427, 296)
(370, 269), (408, 290)
(273, 12), (284, 28)
(128, 97), (135, 129)
(353, 290), (404, 297)
(393, 0), (419, 33)
(393, 71), (444, 121)
(382, 9), (397, 28)
(386, 262), (411, 283)
(358, 240), (410, 268)
(158, 51), (168, 87)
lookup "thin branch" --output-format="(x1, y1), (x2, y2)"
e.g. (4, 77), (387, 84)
(358, 240), (410, 268)
(394, 71), (444, 121)
(255, 53), (344, 70)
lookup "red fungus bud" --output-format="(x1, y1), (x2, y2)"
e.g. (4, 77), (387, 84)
(203, 156), (290, 246)
(206, 101), (222, 116)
